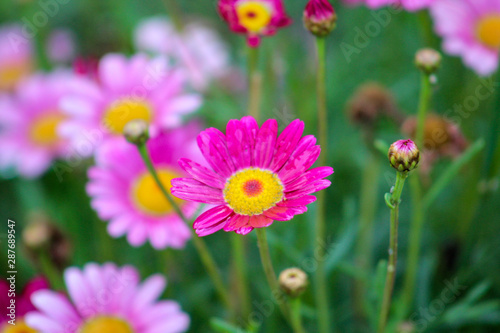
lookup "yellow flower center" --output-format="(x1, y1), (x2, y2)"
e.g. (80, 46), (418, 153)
(0, 61), (32, 91)
(2, 319), (37, 333)
(29, 113), (65, 147)
(79, 316), (134, 333)
(236, 1), (272, 33)
(476, 14), (500, 49)
(223, 167), (284, 216)
(132, 169), (183, 215)
(103, 98), (152, 135)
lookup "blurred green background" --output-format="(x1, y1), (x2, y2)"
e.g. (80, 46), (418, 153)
(1, 0), (499, 332)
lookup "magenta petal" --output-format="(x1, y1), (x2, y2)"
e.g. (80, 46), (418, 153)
(178, 158), (226, 189)
(235, 227), (254, 235)
(247, 35), (261, 48)
(193, 205), (234, 236)
(286, 179), (331, 200)
(263, 206), (307, 221)
(278, 195), (317, 207)
(278, 135), (321, 184)
(223, 214), (250, 232)
(249, 214), (273, 228)
(269, 119), (305, 172)
(226, 119), (253, 169)
(171, 178), (225, 204)
(254, 119), (278, 169)
(197, 128), (235, 178)
(285, 166), (334, 192)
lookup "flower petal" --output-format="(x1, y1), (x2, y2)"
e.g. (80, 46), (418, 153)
(263, 206), (307, 221)
(254, 119), (278, 169)
(286, 179), (332, 200)
(226, 119), (253, 169)
(178, 158), (226, 189)
(197, 128), (235, 178)
(249, 214), (274, 228)
(277, 195), (317, 207)
(278, 135), (320, 184)
(269, 119), (304, 172)
(193, 205), (234, 236)
(171, 178), (225, 204)
(285, 166), (334, 192)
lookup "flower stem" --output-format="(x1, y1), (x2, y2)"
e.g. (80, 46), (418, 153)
(291, 298), (305, 333)
(255, 228), (305, 332)
(230, 234), (251, 319)
(248, 46), (262, 121)
(378, 171), (408, 333)
(415, 73), (431, 149)
(314, 36), (331, 333)
(135, 143), (232, 311)
(482, 66), (500, 180)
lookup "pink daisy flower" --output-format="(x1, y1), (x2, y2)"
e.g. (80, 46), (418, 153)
(86, 122), (203, 249)
(171, 116), (334, 236)
(0, 71), (87, 178)
(134, 16), (232, 91)
(25, 263), (190, 333)
(217, 0), (292, 47)
(341, 0), (434, 11)
(60, 53), (202, 157)
(430, 0), (500, 76)
(1, 277), (48, 333)
(0, 24), (34, 91)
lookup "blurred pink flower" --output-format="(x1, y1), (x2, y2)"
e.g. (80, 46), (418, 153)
(171, 116), (334, 236)
(1, 276), (48, 332)
(26, 263), (190, 333)
(86, 122), (204, 249)
(0, 24), (34, 91)
(134, 17), (232, 91)
(46, 29), (77, 64)
(60, 53), (202, 157)
(341, 0), (434, 11)
(0, 71), (86, 178)
(218, 0), (292, 47)
(430, 0), (500, 76)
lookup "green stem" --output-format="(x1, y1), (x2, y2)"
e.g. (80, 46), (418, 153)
(482, 67), (500, 180)
(39, 251), (64, 291)
(400, 71), (432, 315)
(162, 0), (184, 31)
(354, 152), (381, 317)
(415, 73), (432, 149)
(136, 143), (232, 311)
(314, 36), (331, 333)
(378, 172), (408, 333)
(291, 298), (306, 333)
(230, 234), (251, 319)
(248, 46), (262, 121)
(255, 228), (300, 330)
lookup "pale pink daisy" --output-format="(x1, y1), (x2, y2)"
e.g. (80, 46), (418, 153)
(0, 23), (34, 91)
(171, 116), (334, 236)
(60, 53), (202, 157)
(341, 0), (434, 11)
(218, 0), (292, 47)
(134, 16), (232, 91)
(430, 0), (500, 76)
(26, 263), (190, 333)
(86, 122), (204, 249)
(0, 71), (86, 178)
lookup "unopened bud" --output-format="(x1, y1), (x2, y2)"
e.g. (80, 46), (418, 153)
(388, 139), (420, 172)
(303, 0), (337, 37)
(279, 268), (308, 297)
(23, 217), (52, 249)
(124, 120), (149, 145)
(415, 48), (441, 75)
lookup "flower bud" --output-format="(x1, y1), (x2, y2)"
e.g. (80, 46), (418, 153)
(303, 0), (337, 37)
(124, 120), (149, 145)
(279, 268), (308, 297)
(415, 48), (442, 75)
(388, 139), (420, 172)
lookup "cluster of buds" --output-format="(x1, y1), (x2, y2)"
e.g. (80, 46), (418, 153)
(303, 0), (337, 37)
(388, 139), (420, 172)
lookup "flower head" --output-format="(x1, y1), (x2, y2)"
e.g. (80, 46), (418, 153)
(218, 0), (292, 47)
(0, 71), (85, 178)
(279, 268), (308, 298)
(304, 0), (337, 37)
(1, 276), (48, 333)
(171, 116), (334, 236)
(134, 17), (233, 91)
(0, 24), (34, 91)
(87, 123), (203, 249)
(341, 0), (434, 12)
(26, 263), (190, 333)
(388, 139), (420, 172)
(60, 53), (202, 157)
(415, 48), (442, 75)
(430, 0), (500, 76)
